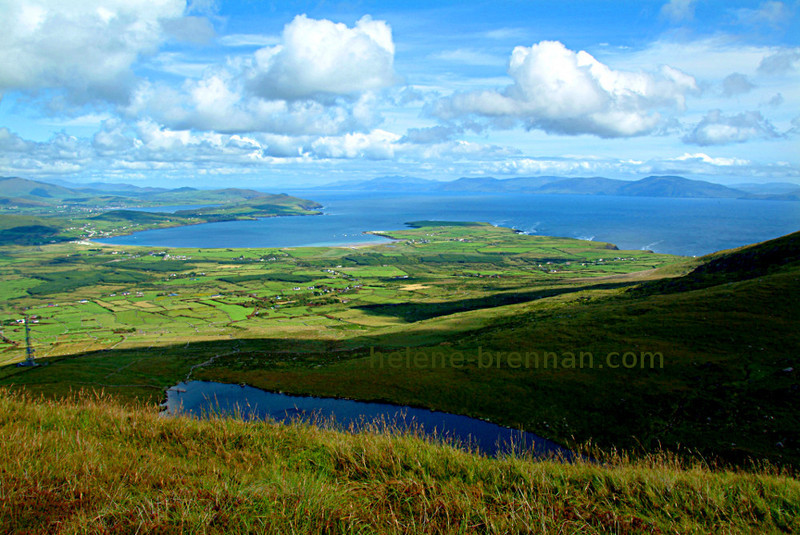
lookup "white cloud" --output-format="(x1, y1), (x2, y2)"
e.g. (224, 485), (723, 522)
(660, 0), (696, 22)
(487, 157), (639, 176)
(127, 77), (380, 136)
(0, 0), (190, 104)
(671, 152), (750, 166)
(0, 129), (91, 175)
(311, 130), (400, 160)
(433, 40), (697, 138)
(92, 119), (136, 156)
(683, 110), (781, 146)
(246, 15), (398, 101)
(124, 15), (397, 135)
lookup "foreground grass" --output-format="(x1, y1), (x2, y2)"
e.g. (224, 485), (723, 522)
(1, 390), (798, 534)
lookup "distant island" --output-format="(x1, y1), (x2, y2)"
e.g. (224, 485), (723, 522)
(321, 174), (800, 200)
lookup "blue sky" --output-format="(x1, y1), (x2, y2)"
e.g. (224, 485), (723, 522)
(1, 0), (798, 187)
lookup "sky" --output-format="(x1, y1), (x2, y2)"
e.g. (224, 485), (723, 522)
(0, 0), (799, 188)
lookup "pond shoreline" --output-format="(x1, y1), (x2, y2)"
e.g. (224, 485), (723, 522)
(162, 380), (575, 460)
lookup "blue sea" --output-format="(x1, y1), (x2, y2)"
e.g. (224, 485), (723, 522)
(101, 191), (800, 257)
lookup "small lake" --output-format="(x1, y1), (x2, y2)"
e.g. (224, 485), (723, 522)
(164, 381), (571, 459)
(102, 192), (800, 256)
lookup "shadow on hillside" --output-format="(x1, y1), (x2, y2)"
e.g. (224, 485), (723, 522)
(353, 281), (636, 322)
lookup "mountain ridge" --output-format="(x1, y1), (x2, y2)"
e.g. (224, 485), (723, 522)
(316, 174), (800, 200)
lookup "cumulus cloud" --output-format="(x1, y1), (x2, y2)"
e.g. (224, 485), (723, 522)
(92, 119), (136, 156)
(683, 110), (781, 146)
(127, 77), (382, 136)
(93, 120), (308, 169)
(757, 49), (800, 74)
(246, 15), (398, 101)
(721, 73), (755, 97)
(433, 40), (697, 138)
(311, 130), (400, 160)
(0, 0), (192, 104)
(660, 0), (696, 22)
(125, 15), (397, 135)
(0, 128), (34, 152)
(0, 128), (91, 175)
(306, 128), (518, 163)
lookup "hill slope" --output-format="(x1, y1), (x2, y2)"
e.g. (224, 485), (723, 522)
(0, 176), (79, 199)
(1, 391), (797, 534)
(187, 230), (800, 466)
(1, 227), (797, 468)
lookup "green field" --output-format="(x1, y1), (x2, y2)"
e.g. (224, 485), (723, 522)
(2, 220), (799, 469)
(0, 223), (680, 366)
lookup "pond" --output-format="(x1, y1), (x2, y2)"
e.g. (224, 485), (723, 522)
(164, 381), (572, 459)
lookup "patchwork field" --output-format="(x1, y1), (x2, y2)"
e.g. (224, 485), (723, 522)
(0, 223), (679, 365)
(2, 222), (798, 468)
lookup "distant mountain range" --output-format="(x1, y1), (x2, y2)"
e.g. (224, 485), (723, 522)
(321, 175), (800, 200)
(4, 175), (800, 203)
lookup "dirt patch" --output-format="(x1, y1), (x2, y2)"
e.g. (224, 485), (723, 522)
(399, 284), (429, 291)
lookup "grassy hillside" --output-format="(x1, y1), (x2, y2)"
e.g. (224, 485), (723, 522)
(0, 215), (65, 245)
(185, 230), (800, 466)
(632, 230), (800, 295)
(1, 390), (797, 534)
(1, 225), (797, 468)
(0, 176), (78, 199)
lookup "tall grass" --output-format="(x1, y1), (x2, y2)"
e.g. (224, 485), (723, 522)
(1, 389), (797, 534)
